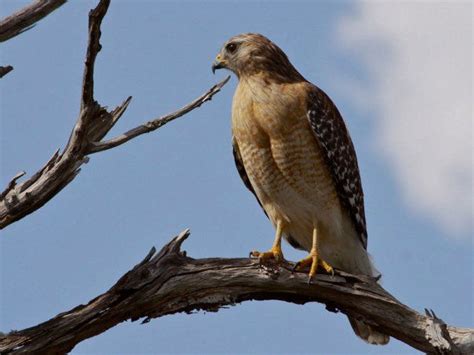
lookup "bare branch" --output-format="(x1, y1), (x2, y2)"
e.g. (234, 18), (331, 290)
(0, 0), (229, 230)
(0, 0), (67, 43)
(88, 75), (231, 154)
(0, 230), (471, 354)
(81, 0), (109, 109)
(0, 65), (14, 78)
(0, 171), (25, 200)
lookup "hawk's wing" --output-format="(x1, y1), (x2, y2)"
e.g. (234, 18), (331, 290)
(232, 137), (267, 217)
(306, 85), (368, 249)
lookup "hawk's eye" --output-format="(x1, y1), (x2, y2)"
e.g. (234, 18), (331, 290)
(226, 42), (237, 53)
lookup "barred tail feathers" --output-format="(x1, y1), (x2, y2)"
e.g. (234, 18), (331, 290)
(348, 317), (390, 345)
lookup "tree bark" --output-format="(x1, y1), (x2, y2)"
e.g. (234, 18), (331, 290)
(0, 0), (229, 230)
(0, 0), (67, 42)
(0, 0), (67, 77)
(0, 230), (472, 354)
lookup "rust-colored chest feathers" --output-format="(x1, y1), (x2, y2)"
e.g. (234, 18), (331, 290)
(232, 76), (342, 250)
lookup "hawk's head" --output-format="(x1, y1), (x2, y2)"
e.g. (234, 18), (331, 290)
(212, 33), (303, 82)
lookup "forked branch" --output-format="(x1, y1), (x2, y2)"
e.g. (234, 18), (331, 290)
(0, 0), (229, 229)
(0, 230), (472, 354)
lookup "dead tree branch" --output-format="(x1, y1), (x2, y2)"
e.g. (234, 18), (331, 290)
(0, 230), (472, 354)
(1, 0), (67, 78)
(88, 78), (230, 154)
(0, 0), (229, 230)
(0, 0), (67, 43)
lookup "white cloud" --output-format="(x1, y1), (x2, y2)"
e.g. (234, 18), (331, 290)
(337, 2), (472, 238)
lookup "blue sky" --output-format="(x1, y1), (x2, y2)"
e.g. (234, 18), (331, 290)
(1, 1), (472, 354)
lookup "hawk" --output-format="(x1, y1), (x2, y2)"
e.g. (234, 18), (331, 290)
(212, 33), (389, 345)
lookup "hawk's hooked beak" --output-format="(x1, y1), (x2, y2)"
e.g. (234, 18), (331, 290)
(212, 54), (226, 74)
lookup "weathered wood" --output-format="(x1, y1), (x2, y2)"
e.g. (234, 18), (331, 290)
(88, 75), (230, 154)
(0, 230), (471, 354)
(0, 0), (229, 230)
(0, 172), (25, 200)
(0, 0), (67, 42)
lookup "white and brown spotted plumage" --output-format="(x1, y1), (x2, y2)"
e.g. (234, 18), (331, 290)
(213, 33), (388, 345)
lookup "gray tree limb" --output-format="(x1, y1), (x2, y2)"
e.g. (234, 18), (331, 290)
(0, 230), (472, 354)
(1, 0), (67, 78)
(0, 0), (229, 230)
(0, 0), (67, 43)
(88, 77), (230, 154)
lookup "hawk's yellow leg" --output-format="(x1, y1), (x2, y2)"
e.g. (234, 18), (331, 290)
(250, 220), (284, 262)
(294, 227), (333, 280)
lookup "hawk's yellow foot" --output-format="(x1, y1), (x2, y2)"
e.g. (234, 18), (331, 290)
(293, 226), (333, 281)
(293, 248), (334, 281)
(250, 220), (285, 263)
(250, 245), (284, 262)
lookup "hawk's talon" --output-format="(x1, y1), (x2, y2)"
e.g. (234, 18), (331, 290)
(291, 262), (301, 273)
(249, 220), (285, 265)
(293, 248), (333, 280)
(249, 246), (284, 264)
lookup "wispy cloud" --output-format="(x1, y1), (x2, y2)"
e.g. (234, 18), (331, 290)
(337, 2), (472, 238)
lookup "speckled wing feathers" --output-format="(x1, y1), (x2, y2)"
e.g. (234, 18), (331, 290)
(306, 86), (368, 249)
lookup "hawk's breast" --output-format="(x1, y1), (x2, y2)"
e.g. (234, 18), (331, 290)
(232, 78), (343, 251)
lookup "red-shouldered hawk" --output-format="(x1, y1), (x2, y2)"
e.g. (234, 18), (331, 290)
(212, 33), (389, 345)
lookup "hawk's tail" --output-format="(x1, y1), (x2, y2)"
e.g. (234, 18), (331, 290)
(348, 317), (390, 345)
(347, 254), (390, 345)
